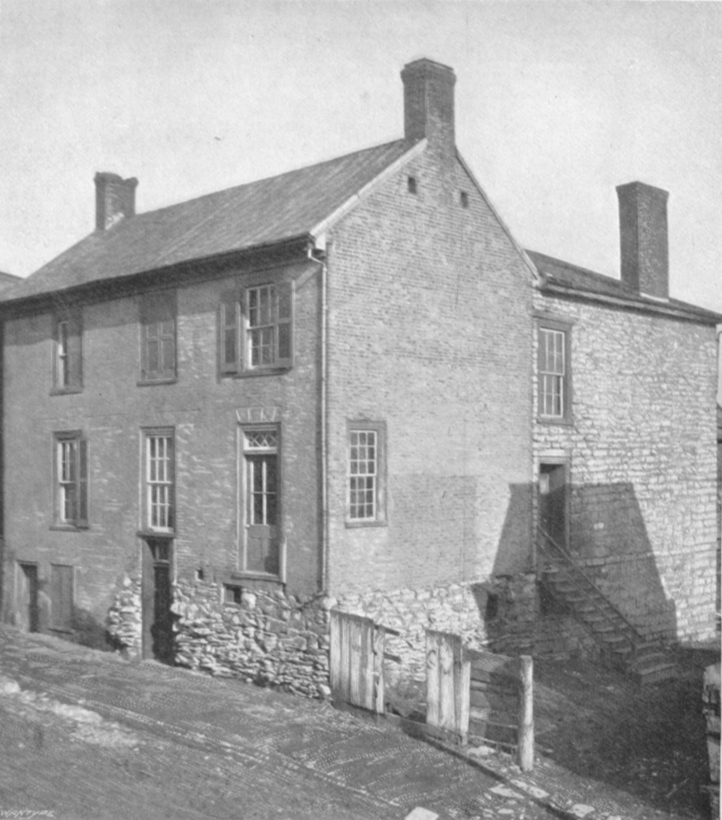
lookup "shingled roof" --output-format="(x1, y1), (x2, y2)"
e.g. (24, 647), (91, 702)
(529, 250), (722, 324)
(3, 139), (417, 303)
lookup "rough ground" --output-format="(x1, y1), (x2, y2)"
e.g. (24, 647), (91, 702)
(0, 625), (717, 820)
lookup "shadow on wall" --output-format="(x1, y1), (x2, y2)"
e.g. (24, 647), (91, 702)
(474, 481), (680, 657)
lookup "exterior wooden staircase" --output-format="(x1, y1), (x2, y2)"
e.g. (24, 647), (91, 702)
(537, 529), (678, 686)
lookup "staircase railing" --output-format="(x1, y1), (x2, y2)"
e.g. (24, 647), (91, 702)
(537, 527), (640, 661)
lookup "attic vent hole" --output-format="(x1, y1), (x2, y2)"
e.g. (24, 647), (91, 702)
(407, 176), (418, 195)
(460, 191), (469, 208)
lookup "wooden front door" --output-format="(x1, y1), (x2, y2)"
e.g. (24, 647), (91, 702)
(539, 463), (568, 548)
(142, 539), (174, 663)
(17, 563), (39, 632)
(246, 453), (279, 575)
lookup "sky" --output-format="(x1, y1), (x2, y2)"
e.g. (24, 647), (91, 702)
(0, 0), (720, 315)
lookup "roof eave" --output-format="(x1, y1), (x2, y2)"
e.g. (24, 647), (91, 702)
(542, 280), (722, 325)
(0, 234), (313, 317)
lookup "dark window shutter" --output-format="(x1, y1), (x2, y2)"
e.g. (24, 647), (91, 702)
(276, 281), (293, 367)
(77, 438), (88, 526)
(51, 565), (74, 629)
(67, 314), (83, 390)
(220, 293), (240, 374)
(141, 292), (176, 380)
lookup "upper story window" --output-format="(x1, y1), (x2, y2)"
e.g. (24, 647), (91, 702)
(140, 291), (176, 383)
(220, 281), (293, 375)
(53, 431), (88, 529)
(52, 312), (82, 393)
(346, 421), (387, 526)
(143, 429), (175, 533)
(538, 321), (572, 422)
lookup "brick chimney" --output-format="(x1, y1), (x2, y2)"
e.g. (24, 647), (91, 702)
(94, 172), (138, 231)
(616, 181), (669, 299)
(401, 58), (456, 157)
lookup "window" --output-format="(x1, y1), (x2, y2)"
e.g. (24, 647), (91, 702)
(220, 281), (292, 374)
(241, 426), (280, 575)
(140, 291), (176, 382)
(50, 564), (74, 630)
(538, 322), (572, 421)
(53, 432), (87, 528)
(347, 421), (386, 525)
(143, 430), (175, 532)
(53, 312), (82, 392)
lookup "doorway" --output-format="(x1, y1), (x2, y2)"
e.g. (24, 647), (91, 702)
(539, 462), (568, 549)
(142, 539), (174, 663)
(17, 562), (39, 632)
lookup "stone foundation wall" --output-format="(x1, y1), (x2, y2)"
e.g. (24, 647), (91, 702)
(171, 580), (332, 698)
(106, 575), (142, 659)
(334, 575), (544, 684)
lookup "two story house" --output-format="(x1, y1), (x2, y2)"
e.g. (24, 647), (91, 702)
(0, 58), (717, 695)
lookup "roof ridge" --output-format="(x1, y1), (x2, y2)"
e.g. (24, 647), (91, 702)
(134, 138), (412, 222)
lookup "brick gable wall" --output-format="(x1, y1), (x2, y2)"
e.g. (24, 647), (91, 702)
(326, 146), (534, 599)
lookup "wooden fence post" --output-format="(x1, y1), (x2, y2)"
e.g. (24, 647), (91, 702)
(426, 631), (440, 728)
(455, 641), (471, 744)
(518, 654), (534, 771)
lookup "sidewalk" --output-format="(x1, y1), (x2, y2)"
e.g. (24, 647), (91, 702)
(0, 626), (682, 820)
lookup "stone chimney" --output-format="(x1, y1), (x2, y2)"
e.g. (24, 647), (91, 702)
(94, 172), (138, 231)
(401, 58), (456, 157)
(616, 181), (669, 299)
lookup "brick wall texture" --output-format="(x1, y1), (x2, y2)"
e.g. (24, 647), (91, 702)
(326, 148), (534, 598)
(534, 290), (719, 642)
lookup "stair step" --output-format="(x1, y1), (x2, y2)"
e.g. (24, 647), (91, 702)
(632, 660), (678, 686)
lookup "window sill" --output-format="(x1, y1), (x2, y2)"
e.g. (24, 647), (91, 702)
(137, 377), (177, 387)
(136, 529), (175, 540)
(228, 571), (282, 582)
(50, 386), (83, 396)
(50, 524), (89, 532)
(222, 367), (291, 379)
(345, 519), (388, 529)
(537, 416), (574, 427)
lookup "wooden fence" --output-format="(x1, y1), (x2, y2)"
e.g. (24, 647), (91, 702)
(329, 610), (398, 715)
(426, 629), (534, 771)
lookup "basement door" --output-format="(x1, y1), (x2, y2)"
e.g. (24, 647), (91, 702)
(142, 539), (174, 663)
(539, 463), (568, 549)
(17, 563), (39, 632)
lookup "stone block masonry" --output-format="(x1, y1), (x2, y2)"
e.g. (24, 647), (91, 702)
(173, 580), (331, 698)
(107, 577), (333, 697)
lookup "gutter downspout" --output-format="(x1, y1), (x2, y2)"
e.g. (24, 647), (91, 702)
(308, 242), (330, 595)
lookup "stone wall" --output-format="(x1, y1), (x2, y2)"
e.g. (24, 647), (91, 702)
(106, 575), (142, 659)
(171, 579), (332, 698)
(333, 574), (580, 685)
(534, 291), (719, 643)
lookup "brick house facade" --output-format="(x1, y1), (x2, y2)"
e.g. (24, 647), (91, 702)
(0, 58), (717, 696)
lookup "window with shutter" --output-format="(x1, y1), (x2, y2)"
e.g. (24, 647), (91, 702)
(53, 432), (88, 529)
(53, 312), (82, 393)
(140, 291), (177, 382)
(219, 280), (293, 376)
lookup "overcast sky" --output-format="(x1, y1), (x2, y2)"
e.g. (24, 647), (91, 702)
(0, 1), (720, 314)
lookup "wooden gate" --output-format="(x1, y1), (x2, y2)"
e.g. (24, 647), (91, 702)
(329, 610), (393, 714)
(426, 629), (470, 743)
(425, 629), (534, 771)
